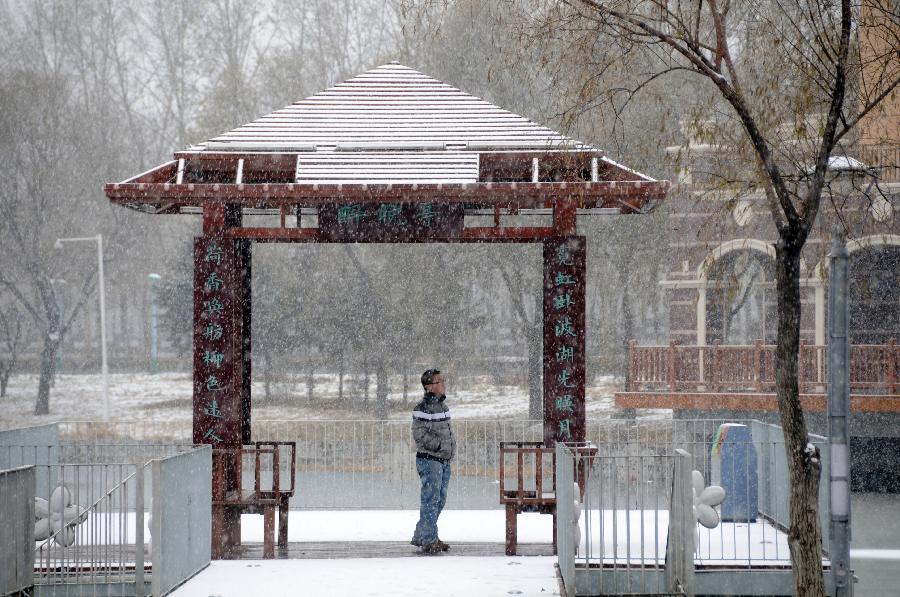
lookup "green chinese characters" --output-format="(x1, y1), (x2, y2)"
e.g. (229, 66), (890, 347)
(337, 203), (364, 226)
(203, 323), (223, 341)
(558, 419), (573, 440)
(204, 242), (223, 265)
(203, 298), (224, 316)
(204, 272), (224, 291)
(377, 204), (402, 224)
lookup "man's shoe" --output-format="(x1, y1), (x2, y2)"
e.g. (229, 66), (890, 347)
(410, 537), (422, 547)
(435, 539), (450, 551)
(422, 541), (442, 554)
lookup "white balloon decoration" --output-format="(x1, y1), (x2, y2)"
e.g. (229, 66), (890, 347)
(691, 470), (726, 530)
(34, 497), (50, 519)
(35, 485), (88, 547)
(571, 482), (582, 554)
(49, 485), (71, 514)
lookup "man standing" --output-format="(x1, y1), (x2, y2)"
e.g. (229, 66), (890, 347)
(411, 368), (455, 554)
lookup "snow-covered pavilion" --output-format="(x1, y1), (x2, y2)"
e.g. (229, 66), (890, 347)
(105, 62), (668, 557)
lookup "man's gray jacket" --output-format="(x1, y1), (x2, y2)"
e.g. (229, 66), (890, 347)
(411, 392), (455, 462)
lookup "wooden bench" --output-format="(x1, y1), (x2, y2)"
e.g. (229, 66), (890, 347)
(499, 441), (595, 556)
(213, 441), (296, 559)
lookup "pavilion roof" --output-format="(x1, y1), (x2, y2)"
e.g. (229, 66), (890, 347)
(105, 63), (668, 215)
(199, 63), (591, 155)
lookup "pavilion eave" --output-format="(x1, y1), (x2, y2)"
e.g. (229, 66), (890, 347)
(104, 179), (668, 215)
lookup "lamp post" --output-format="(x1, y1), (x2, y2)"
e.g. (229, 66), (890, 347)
(49, 278), (67, 374)
(828, 226), (851, 596)
(55, 234), (108, 421)
(148, 273), (161, 373)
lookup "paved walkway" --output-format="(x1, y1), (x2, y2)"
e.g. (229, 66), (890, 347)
(236, 540), (554, 559)
(849, 493), (900, 597)
(171, 556), (561, 597)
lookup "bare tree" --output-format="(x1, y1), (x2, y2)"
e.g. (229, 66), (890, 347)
(141, 0), (207, 150)
(0, 64), (101, 415)
(0, 1), (153, 414)
(193, 0), (270, 138)
(0, 302), (25, 398)
(521, 0), (899, 592)
(258, 0), (404, 110)
(490, 252), (544, 418)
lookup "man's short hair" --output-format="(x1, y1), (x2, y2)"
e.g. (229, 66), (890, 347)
(421, 368), (441, 389)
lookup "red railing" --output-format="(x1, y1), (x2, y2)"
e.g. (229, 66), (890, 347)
(628, 340), (899, 394)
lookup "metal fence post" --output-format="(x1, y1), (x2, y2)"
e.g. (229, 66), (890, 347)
(0, 466), (35, 596)
(555, 444), (575, 597)
(828, 226), (852, 596)
(151, 458), (162, 597)
(666, 450), (695, 596)
(135, 462), (145, 596)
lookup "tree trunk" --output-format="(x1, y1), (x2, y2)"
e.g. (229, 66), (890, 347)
(35, 334), (61, 415)
(338, 353), (344, 400)
(306, 361), (315, 405)
(263, 351), (272, 402)
(363, 363), (370, 405)
(617, 270), (637, 420)
(774, 240), (825, 597)
(620, 266), (634, 387)
(374, 361), (388, 420)
(119, 290), (128, 357)
(1, 369), (9, 398)
(527, 292), (542, 419)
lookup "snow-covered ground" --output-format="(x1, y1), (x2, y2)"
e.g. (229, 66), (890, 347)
(36, 510), (555, 548)
(1, 371), (667, 432)
(240, 510), (553, 544)
(39, 509), (561, 597)
(169, 508), (800, 596)
(170, 556), (561, 597)
(39, 509), (562, 597)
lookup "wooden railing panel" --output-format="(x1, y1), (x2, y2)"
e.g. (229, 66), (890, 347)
(674, 345), (701, 390)
(628, 341), (899, 394)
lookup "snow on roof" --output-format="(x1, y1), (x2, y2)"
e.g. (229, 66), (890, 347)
(826, 156), (870, 172)
(804, 155), (873, 175)
(295, 151), (479, 184)
(201, 63), (594, 153)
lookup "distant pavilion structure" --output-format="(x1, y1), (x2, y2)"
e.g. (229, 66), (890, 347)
(105, 63), (668, 557)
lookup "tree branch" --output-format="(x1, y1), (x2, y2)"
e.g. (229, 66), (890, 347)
(834, 75), (900, 146)
(800, 0), (852, 238)
(570, 0), (800, 230)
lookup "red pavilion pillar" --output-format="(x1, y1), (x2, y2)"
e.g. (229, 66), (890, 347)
(193, 204), (252, 558)
(542, 235), (586, 445)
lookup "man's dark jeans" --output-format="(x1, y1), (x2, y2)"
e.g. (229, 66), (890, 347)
(413, 456), (451, 545)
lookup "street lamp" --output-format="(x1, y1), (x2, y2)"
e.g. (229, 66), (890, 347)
(148, 273), (162, 373)
(55, 234), (108, 422)
(49, 278), (67, 374)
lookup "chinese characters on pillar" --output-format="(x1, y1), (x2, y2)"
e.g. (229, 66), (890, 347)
(543, 237), (586, 445)
(193, 237), (239, 447)
(318, 202), (464, 241)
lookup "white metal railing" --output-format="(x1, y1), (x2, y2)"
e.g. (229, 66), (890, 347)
(32, 461), (141, 589)
(0, 441), (203, 596)
(251, 419), (546, 508)
(566, 447), (682, 595)
(51, 419), (828, 533)
(56, 419), (682, 509)
(667, 450), (694, 596)
(1, 465), (35, 596)
(556, 444), (576, 597)
(556, 443), (689, 596)
(151, 445), (212, 596)
(555, 421), (829, 596)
